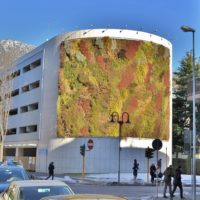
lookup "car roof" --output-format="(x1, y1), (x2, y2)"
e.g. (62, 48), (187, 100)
(40, 194), (128, 200)
(0, 165), (24, 169)
(11, 180), (69, 187)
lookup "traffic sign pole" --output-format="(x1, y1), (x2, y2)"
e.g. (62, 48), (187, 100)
(152, 139), (163, 199)
(147, 158), (149, 183)
(82, 155), (85, 178)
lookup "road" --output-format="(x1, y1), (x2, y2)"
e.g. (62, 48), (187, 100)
(68, 183), (195, 199)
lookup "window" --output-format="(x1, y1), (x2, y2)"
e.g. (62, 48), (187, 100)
(9, 108), (18, 116)
(23, 59), (41, 73)
(21, 85), (29, 93)
(19, 125), (37, 133)
(11, 89), (19, 97)
(6, 128), (17, 135)
(21, 81), (40, 94)
(11, 70), (20, 78)
(29, 81), (40, 90)
(27, 125), (37, 132)
(20, 106), (28, 113)
(30, 59), (41, 69)
(20, 103), (38, 113)
(28, 103), (38, 111)
(23, 65), (31, 73)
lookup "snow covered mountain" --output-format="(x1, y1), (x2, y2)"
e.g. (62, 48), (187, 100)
(0, 40), (35, 68)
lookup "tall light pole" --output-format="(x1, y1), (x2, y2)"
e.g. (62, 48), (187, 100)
(181, 25), (196, 200)
(110, 112), (130, 183)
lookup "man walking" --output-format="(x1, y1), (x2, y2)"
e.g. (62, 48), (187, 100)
(150, 163), (156, 183)
(163, 165), (174, 199)
(132, 159), (139, 180)
(171, 166), (184, 199)
(46, 161), (55, 180)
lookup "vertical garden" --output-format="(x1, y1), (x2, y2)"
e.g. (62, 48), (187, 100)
(57, 37), (170, 139)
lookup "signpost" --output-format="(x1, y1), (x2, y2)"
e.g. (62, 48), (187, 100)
(152, 139), (163, 198)
(145, 147), (154, 182)
(87, 139), (94, 150)
(80, 139), (94, 178)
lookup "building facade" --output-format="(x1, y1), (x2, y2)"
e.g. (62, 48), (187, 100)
(3, 29), (172, 174)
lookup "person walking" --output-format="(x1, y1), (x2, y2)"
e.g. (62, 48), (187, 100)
(157, 158), (162, 173)
(171, 166), (184, 199)
(163, 165), (174, 199)
(46, 162), (55, 180)
(150, 163), (156, 183)
(132, 159), (139, 180)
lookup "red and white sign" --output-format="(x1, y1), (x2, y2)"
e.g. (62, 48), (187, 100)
(87, 139), (94, 150)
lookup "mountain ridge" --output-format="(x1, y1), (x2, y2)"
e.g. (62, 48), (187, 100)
(0, 40), (35, 68)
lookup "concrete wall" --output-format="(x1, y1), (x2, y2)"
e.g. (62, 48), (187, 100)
(39, 137), (171, 174)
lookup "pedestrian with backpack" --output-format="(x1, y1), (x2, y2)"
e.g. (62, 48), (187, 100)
(171, 166), (185, 199)
(163, 165), (174, 199)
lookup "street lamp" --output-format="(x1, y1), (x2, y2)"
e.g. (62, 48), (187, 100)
(110, 112), (130, 183)
(181, 25), (196, 200)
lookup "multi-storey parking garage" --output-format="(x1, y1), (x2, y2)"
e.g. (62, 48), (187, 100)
(3, 29), (172, 174)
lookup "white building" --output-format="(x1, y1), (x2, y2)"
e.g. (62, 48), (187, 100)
(4, 29), (172, 174)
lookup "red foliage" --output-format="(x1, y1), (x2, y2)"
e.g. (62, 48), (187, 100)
(153, 119), (161, 138)
(145, 64), (153, 84)
(78, 98), (91, 113)
(60, 42), (65, 66)
(163, 69), (170, 86)
(96, 55), (107, 72)
(158, 45), (165, 57)
(125, 41), (140, 59)
(118, 64), (135, 89)
(148, 83), (157, 95)
(79, 40), (93, 62)
(80, 127), (89, 136)
(155, 93), (163, 112)
(127, 96), (138, 113)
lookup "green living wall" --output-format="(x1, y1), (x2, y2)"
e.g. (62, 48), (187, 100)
(57, 37), (170, 139)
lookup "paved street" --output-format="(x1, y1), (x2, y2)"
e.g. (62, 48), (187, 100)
(68, 182), (197, 200)
(34, 172), (200, 199)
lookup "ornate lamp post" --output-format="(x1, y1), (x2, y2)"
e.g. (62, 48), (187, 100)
(110, 112), (130, 183)
(181, 25), (196, 200)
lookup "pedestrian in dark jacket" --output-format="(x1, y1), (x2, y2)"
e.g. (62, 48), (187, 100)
(163, 165), (174, 198)
(157, 159), (162, 173)
(150, 163), (156, 183)
(45, 162), (55, 180)
(171, 166), (184, 199)
(132, 159), (139, 180)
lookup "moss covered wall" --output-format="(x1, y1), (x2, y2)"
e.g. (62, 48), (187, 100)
(57, 37), (170, 139)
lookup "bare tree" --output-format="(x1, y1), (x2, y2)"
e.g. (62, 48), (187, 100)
(0, 67), (13, 161)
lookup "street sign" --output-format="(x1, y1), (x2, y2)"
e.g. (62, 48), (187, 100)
(87, 139), (94, 150)
(152, 139), (162, 150)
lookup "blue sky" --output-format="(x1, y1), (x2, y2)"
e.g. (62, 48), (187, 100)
(0, 0), (199, 72)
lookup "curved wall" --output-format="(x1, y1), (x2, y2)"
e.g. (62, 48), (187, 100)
(58, 35), (171, 140)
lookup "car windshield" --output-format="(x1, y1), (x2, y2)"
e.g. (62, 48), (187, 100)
(5, 160), (21, 166)
(0, 168), (29, 183)
(19, 186), (72, 200)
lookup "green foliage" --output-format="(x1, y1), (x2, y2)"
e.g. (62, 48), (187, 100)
(172, 52), (197, 151)
(173, 53), (200, 152)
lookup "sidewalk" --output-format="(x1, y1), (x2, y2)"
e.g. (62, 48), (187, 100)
(32, 172), (200, 186)
(79, 173), (200, 186)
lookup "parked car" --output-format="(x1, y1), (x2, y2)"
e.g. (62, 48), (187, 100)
(40, 194), (128, 200)
(0, 180), (74, 200)
(2, 160), (23, 167)
(0, 166), (30, 192)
